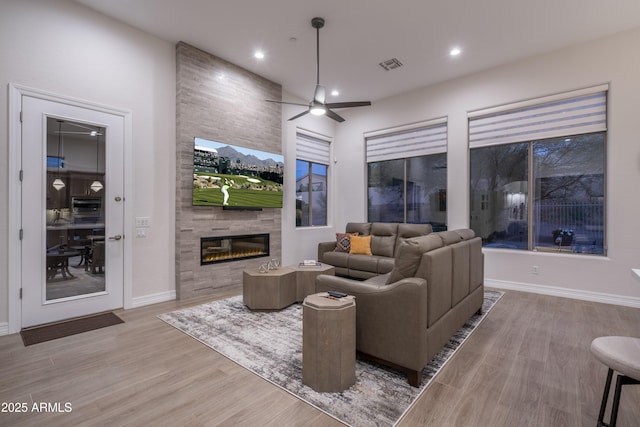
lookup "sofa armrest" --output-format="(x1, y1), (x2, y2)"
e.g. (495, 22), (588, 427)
(315, 274), (428, 371)
(317, 241), (337, 262)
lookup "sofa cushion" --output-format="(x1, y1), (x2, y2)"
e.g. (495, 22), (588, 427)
(321, 251), (349, 268)
(395, 224), (433, 256)
(378, 257), (395, 274)
(346, 222), (371, 236)
(363, 273), (390, 286)
(437, 230), (464, 245)
(350, 235), (373, 255)
(370, 223), (398, 257)
(468, 237), (483, 292)
(453, 228), (475, 240)
(348, 253), (382, 272)
(335, 232), (358, 252)
(450, 241), (471, 306)
(386, 234), (443, 284)
(415, 246), (453, 327)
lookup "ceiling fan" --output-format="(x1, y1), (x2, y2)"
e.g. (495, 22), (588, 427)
(267, 17), (371, 123)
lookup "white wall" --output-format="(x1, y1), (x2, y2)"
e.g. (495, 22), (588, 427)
(0, 0), (176, 327)
(281, 95), (337, 264)
(328, 27), (640, 304)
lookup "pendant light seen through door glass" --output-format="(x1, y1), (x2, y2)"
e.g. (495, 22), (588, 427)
(90, 128), (103, 192)
(52, 120), (65, 191)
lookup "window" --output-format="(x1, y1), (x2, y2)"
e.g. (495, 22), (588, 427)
(469, 87), (607, 255)
(296, 131), (330, 227)
(366, 119), (447, 228)
(368, 158), (404, 222)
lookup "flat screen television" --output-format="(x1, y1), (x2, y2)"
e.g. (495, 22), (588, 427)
(193, 137), (284, 208)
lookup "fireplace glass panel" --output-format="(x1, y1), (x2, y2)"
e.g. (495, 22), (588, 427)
(201, 234), (269, 265)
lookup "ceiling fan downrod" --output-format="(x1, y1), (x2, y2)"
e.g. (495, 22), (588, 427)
(264, 16), (371, 123)
(312, 17), (324, 87)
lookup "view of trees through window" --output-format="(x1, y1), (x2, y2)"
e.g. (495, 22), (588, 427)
(470, 133), (605, 254)
(296, 160), (327, 226)
(368, 153), (447, 228)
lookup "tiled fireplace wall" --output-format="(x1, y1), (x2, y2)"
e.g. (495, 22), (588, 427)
(176, 42), (282, 300)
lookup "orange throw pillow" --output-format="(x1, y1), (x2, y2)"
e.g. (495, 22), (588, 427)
(350, 235), (372, 255)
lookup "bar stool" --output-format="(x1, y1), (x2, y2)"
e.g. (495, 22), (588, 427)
(590, 336), (640, 427)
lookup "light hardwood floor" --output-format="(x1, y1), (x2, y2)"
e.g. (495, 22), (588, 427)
(1, 288), (639, 426)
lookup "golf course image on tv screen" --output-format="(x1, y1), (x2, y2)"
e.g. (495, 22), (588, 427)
(193, 137), (284, 208)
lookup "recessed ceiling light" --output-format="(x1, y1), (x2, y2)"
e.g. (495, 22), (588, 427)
(331, 90), (339, 96)
(450, 47), (461, 57)
(254, 51), (265, 59)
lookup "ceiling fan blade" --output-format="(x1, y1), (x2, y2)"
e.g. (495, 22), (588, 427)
(325, 101), (372, 109)
(288, 109), (310, 121)
(325, 109), (345, 123)
(266, 99), (309, 107)
(313, 85), (326, 104)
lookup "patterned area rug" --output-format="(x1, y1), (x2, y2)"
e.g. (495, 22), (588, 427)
(159, 290), (503, 427)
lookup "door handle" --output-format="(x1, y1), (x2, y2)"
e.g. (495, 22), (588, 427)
(108, 235), (123, 241)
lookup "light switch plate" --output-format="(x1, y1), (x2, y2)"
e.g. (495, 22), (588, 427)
(135, 217), (151, 227)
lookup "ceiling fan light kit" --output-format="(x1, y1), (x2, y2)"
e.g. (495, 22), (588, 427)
(266, 17), (371, 122)
(310, 103), (327, 116)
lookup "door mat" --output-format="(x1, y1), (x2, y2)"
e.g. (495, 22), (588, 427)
(20, 312), (124, 346)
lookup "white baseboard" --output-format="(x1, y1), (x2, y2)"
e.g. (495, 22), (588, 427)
(486, 279), (640, 309)
(131, 290), (176, 308)
(0, 292), (176, 336)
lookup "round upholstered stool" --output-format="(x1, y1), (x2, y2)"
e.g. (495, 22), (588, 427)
(590, 336), (640, 427)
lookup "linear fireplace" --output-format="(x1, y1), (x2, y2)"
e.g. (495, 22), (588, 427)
(201, 233), (269, 265)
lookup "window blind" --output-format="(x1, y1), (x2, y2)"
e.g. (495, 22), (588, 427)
(468, 86), (607, 148)
(296, 130), (331, 165)
(365, 118), (447, 163)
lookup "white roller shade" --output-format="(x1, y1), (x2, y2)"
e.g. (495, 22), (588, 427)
(296, 130), (331, 165)
(365, 118), (447, 163)
(469, 87), (607, 148)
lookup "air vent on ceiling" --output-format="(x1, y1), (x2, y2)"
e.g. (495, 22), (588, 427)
(379, 58), (403, 71)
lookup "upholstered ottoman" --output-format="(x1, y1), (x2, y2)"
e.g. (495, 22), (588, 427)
(243, 267), (296, 310)
(288, 262), (335, 302)
(302, 292), (356, 392)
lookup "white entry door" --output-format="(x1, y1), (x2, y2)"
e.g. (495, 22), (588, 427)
(21, 95), (125, 328)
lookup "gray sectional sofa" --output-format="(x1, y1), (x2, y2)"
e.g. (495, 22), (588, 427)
(316, 226), (484, 387)
(317, 222), (433, 279)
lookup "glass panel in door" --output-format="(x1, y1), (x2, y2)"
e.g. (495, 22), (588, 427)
(45, 118), (106, 301)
